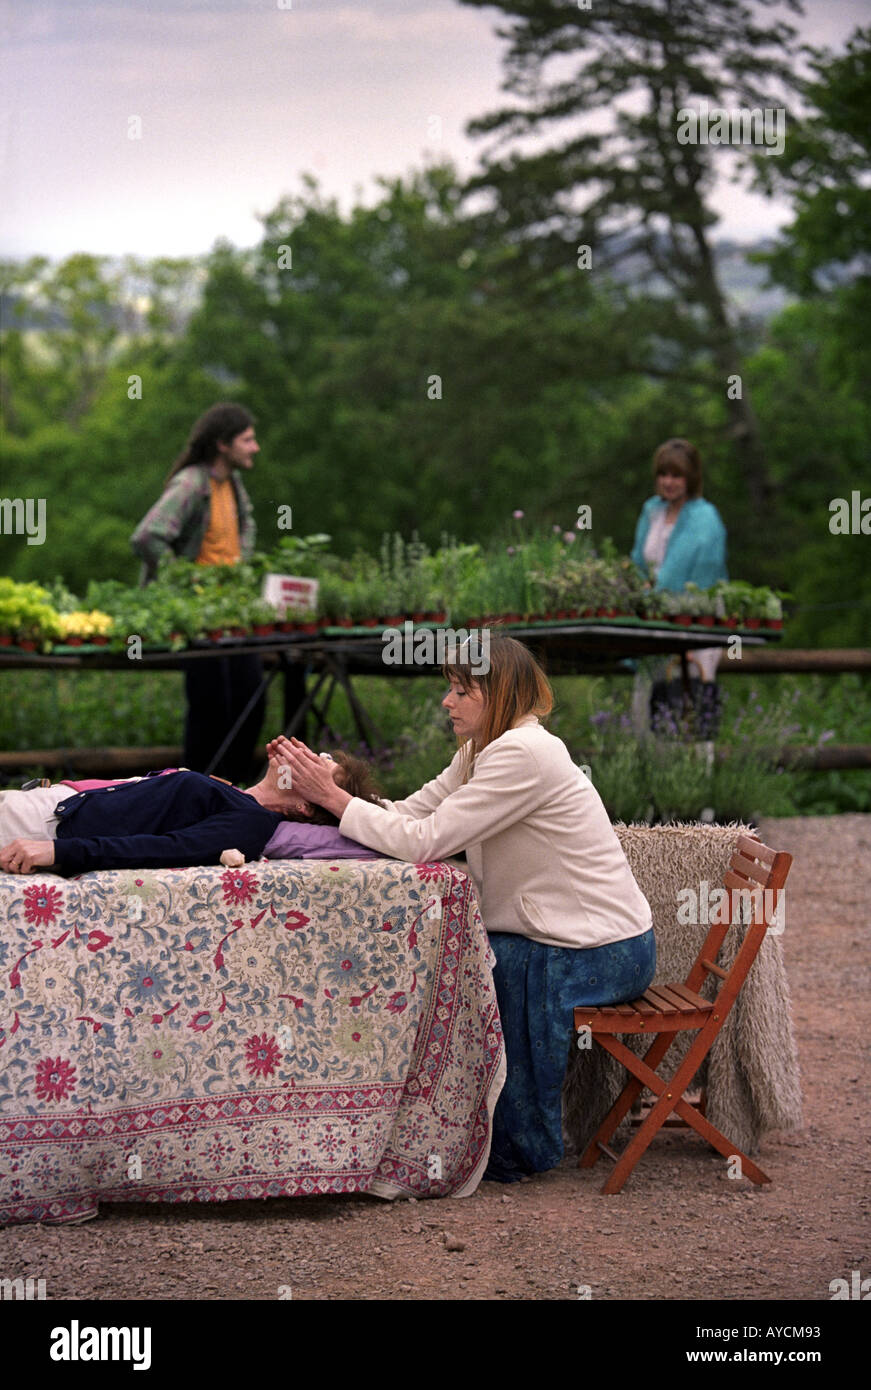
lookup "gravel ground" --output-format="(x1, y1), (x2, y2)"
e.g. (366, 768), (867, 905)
(2, 814), (868, 1302)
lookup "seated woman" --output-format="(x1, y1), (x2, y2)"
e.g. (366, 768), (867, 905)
(276, 633), (656, 1183)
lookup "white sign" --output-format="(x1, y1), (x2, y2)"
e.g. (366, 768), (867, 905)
(262, 573), (319, 617)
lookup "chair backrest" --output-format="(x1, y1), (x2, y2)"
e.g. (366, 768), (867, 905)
(684, 834), (793, 1016)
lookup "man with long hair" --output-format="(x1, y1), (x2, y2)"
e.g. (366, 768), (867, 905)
(131, 403), (267, 783)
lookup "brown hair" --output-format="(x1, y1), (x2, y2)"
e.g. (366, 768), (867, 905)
(442, 633), (553, 782)
(284, 749), (383, 826)
(165, 403), (255, 486)
(652, 438), (703, 498)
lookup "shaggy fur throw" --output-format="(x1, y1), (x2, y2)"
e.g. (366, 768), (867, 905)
(562, 822), (803, 1157)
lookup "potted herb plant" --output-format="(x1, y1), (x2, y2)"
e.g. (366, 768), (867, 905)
(314, 572), (348, 628)
(248, 599), (278, 637)
(743, 586), (773, 629)
(681, 583), (716, 626)
(763, 591), (786, 629)
(297, 607), (321, 635)
(657, 591), (691, 625)
(637, 587), (664, 622)
(0, 597), (16, 645)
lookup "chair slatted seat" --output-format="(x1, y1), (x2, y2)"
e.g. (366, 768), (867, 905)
(574, 834), (793, 1194)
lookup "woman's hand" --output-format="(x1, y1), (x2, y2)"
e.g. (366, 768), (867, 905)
(272, 737), (352, 819)
(0, 838), (56, 873)
(266, 734), (298, 764)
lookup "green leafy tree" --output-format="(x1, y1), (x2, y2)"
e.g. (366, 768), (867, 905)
(179, 166), (639, 552)
(0, 254), (123, 426)
(744, 297), (871, 645)
(752, 25), (871, 294)
(0, 252), (213, 588)
(746, 25), (871, 642)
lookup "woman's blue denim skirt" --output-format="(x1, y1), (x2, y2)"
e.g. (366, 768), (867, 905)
(484, 927), (656, 1182)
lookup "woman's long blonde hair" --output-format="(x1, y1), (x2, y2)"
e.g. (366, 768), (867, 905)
(443, 633), (553, 781)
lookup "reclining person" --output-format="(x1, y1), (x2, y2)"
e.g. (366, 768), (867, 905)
(0, 743), (384, 876)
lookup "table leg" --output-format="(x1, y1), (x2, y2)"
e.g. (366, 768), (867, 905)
(281, 653), (309, 745)
(282, 667), (330, 738)
(679, 650), (693, 720)
(326, 654), (382, 751)
(204, 661), (277, 777)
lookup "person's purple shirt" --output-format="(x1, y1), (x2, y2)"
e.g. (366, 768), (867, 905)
(263, 821), (385, 860)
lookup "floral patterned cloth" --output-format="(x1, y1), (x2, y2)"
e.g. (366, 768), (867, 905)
(0, 860), (505, 1225)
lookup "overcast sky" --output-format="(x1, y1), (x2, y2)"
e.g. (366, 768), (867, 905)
(1, 0), (868, 260)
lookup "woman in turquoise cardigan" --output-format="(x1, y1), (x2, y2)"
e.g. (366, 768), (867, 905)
(631, 438), (727, 592)
(631, 438), (728, 732)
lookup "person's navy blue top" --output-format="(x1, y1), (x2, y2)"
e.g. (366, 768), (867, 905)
(52, 772), (283, 876)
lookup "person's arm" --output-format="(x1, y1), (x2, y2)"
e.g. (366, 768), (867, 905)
(658, 502), (728, 591)
(630, 498), (655, 574)
(0, 839), (55, 873)
(130, 470), (204, 582)
(274, 736), (464, 825)
(699, 505), (728, 585)
(339, 739), (547, 862)
(379, 751), (465, 818)
(52, 809), (276, 876)
(233, 476), (257, 557)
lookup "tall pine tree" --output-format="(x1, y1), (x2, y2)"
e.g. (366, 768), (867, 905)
(457, 0), (805, 512)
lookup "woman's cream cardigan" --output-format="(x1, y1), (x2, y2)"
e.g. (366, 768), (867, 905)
(339, 716), (652, 949)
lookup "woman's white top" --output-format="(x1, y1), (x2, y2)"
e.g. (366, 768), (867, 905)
(642, 507), (676, 574)
(339, 716), (652, 949)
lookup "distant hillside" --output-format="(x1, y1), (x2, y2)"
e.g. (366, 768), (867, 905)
(598, 234), (793, 322)
(0, 240), (793, 337)
(713, 240), (793, 320)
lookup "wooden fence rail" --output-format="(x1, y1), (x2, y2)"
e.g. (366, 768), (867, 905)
(1, 742), (869, 779)
(720, 648), (871, 674)
(1, 649), (867, 779)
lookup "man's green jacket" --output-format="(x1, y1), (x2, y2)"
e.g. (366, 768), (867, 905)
(130, 464), (256, 584)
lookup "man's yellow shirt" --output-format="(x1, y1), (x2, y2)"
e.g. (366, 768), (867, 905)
(196, 476), (241, 566)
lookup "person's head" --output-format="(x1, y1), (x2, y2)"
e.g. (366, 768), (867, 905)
(278, 749), (383, 825)
(166, 403), (258, 484)
(442, 633), (553, 776)
(652, 438), (703, 502)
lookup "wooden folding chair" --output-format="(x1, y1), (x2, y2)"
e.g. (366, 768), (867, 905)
(575, 834), (793, 1194)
